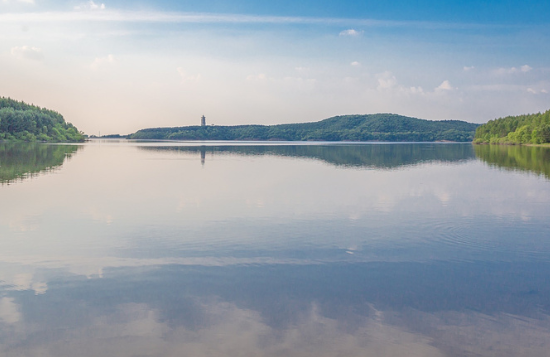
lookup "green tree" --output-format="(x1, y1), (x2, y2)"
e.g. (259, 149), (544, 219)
(0, 97), (85, 142)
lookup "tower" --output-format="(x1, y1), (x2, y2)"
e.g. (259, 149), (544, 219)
(201, 115), (206, 126)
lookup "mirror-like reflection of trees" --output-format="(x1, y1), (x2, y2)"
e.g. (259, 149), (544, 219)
(140, 143), (475, 169)
(0, 142), (81, 184)
(475, 145), (550, 180)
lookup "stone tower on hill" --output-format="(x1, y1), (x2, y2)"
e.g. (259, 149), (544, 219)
(201, 115), (206, 126)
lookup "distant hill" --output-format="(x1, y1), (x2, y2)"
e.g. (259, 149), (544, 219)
(0, 97), (85, 142)
(130, 114), (479, 142)
(474, 109), (550, 144)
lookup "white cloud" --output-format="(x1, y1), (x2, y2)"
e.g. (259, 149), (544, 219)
(527, 87), (548, 94)
(176, 67), (201, 83)
(74, 1), (105, 11)
(375, 71), (426, 95)
(90, 54), (115, 69)
(435, 80), (453, 92)
(520, 65), (532, 72)
(10, 45), (44, 60)
(2, 0), (35, 4)
(468, 84), (526, 92)
(495, 65), (533, 75)
(339, 29), (363, 37)
(463, 66), (474, 72)
(246, 73), (267, 81)
(350, 61), (361, 66)
(0, 11), (501, 32)
(376, 71), (398, 90)
(409, 86), (424, 94)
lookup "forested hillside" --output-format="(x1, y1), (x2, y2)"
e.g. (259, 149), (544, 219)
(0, 97), (85, 142)
(474, 109), (550, 144)
(130, 114), (478, 142)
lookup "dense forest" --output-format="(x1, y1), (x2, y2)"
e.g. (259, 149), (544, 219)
(0, 142), (81, 184)
(473, 109), (550, 144)
(0, 97), (85, 142)
(140, 143), (476, 169)
(130, 114), (479, 142)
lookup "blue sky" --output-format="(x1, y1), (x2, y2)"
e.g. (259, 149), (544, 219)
(1, 0), (549, 134)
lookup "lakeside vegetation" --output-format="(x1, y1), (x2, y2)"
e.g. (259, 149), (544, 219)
(130, 114), (479, 142)
(0, 142), (81, 184)
(473, 109), (550, 145)
(0, 97), (85, 142)
(474, 144), (550, 180)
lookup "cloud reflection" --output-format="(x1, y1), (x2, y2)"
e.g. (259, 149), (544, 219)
(1, 296), (550, 357)
(0, 298), (445, 357)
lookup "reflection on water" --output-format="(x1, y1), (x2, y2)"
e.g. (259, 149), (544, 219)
(475, 144), (550, 180)
(0, 142), (80, 184)
(1, 263), (550, 356)
(1, 141), (550, 356)
(140, 143), (476, 169)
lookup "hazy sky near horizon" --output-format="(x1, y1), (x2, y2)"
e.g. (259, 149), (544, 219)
(1, 0), (549, 134)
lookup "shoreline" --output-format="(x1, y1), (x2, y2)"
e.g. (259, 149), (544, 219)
(473, 142), (550, 147)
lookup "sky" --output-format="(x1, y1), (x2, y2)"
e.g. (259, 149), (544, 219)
(0, 0), (549, 135)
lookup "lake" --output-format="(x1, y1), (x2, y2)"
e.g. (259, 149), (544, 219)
(1, 141), (550, 357)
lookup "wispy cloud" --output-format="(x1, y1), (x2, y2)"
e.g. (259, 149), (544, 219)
(177, 67), (202, 83)
(520, 65), (532, 72)
(527, 87), (548, 95)
(469, 84), (531, 92)
(90, 54), (115, 70)
(494, 65), (533, 75)
(376, 71), (398, 90)
(10, 45), (43, 60)
(0, 10), (494, 30)
(339, 29), (364, 37)
(74, 1), (106, 11)
(246, 73), (267, 81)
(350, 61), (361, 66)
(463, 66), (474, 72)
(2, 0), (35, 4)
(375, 71), (427, 95)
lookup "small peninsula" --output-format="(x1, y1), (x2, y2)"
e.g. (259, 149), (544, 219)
(130, 114), (479, 142)
(0, 97), (85, 142)
(474, 109), (550, 145)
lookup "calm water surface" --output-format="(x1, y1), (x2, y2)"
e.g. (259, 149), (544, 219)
(1, 141), (550, 357)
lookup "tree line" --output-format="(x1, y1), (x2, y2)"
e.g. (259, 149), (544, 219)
(474, 109), (550, 144)
(130, 114), (479, 142)
(0, 97), (85, 142)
